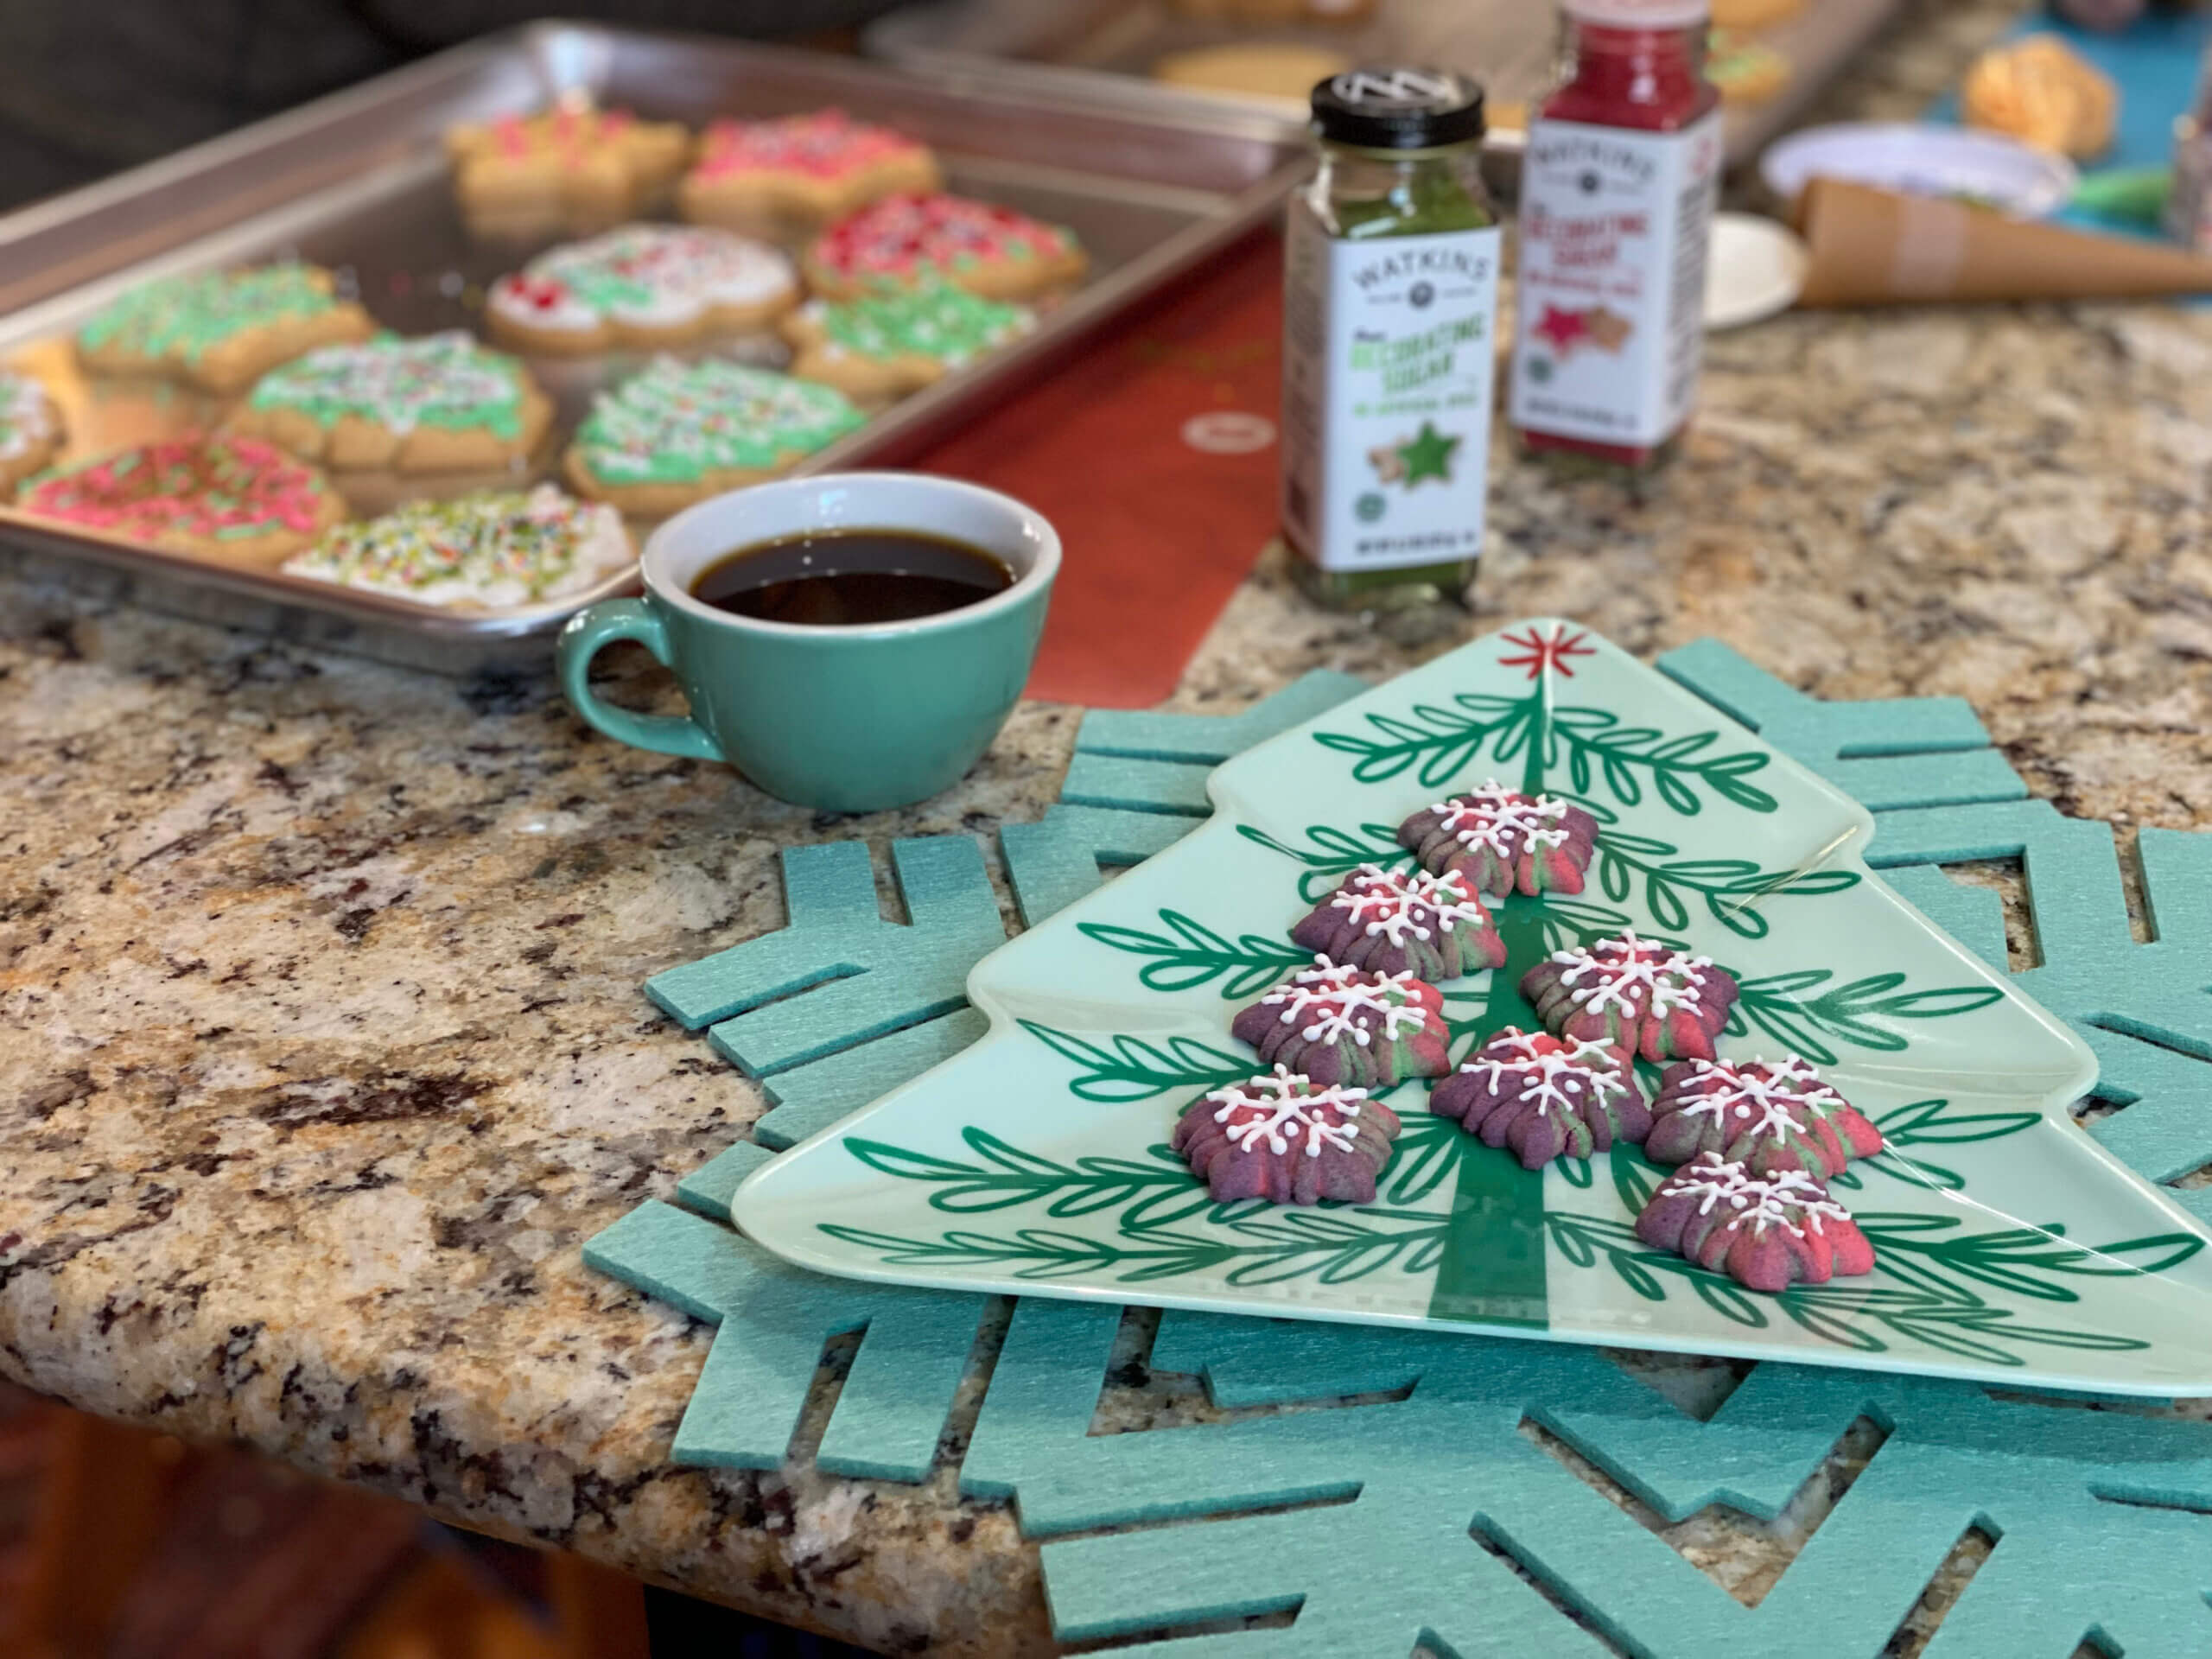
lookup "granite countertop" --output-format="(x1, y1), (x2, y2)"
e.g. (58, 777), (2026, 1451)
(6, 3), (2209, 1652)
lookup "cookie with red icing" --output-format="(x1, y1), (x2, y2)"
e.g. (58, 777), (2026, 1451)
(1290, 863), (1505, 982)
(804, 193), (1087, 302)
(487, 225), (800, 355)
(1172, 1065), (1402, 1206)
(20, 433), (345, 568)
(1397, 781), (1599, 899)
(1230, 957), (1450, 1090)
(1646, 1055), (1885, 1179)
(1634, 1153), (1875, 1292)
(1430, 1027), (1649, 1168)
(680, 109), (942, 233)
(1521, 929), (1738, 1063)
(446, 106), (691, 238)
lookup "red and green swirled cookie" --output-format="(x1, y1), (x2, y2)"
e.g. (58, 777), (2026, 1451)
(18, 433), (346, 567)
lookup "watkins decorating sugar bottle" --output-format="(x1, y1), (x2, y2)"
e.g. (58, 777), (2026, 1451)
(1281, 67), (1500, 611)
(1508, 0), (1722, 473)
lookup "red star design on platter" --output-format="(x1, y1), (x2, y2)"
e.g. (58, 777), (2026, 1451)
(1499, 626), (1596, 680)
(1532, 305), (1589, 353)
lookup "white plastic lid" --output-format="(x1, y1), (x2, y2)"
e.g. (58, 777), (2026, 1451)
(1563, 0), (1710, 26)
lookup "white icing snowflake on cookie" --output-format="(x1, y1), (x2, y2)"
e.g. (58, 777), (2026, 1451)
(1674, 1056), (1840, 1140)
(1259, 958), (1431, 1050)
(1330, 865), (1490, 948)
(1204, 1065), (1369, 1160)
(1657, 1160), (1851, 1240)
(1433, 781), (1573, 858)
(1550, 930), (1715, 1019)
(1460, 1031), (1626, 1119)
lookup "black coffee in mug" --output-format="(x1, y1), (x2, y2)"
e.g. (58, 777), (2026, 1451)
(690, 530), (1015, 627)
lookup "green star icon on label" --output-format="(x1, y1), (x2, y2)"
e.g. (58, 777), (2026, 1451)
(1396, 420), (1459, 486)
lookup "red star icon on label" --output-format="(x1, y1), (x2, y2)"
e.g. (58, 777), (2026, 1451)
(1532, 304), (1589, 354)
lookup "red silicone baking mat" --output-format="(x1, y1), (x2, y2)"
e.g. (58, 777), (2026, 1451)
(914, 229), (1282, 709)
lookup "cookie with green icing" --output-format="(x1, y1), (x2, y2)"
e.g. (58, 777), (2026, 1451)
(562, 355), (866, 516)
(781, 282), (1034, 400)
(75, 263), (375, 394)
(283, 485), (634, 609)
(231, 332), (552, 473)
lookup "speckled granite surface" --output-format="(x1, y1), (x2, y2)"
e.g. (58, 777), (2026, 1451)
(4, 3), (2209, 1653)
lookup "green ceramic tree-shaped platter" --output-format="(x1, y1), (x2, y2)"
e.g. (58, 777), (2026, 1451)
(734, 621), (2212, 1393)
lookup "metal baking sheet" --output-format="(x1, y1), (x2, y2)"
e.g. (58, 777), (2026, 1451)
(868, 0), (1909, 170)
(0, 22), (1306, 676)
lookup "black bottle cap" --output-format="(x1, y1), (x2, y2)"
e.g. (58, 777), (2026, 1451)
(1309, 67), (1487, 150)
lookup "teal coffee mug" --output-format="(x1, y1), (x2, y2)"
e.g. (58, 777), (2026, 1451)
(558, 473), (1058, 812)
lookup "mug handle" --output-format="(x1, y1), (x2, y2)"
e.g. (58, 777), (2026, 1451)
(557, 599), (724, 760)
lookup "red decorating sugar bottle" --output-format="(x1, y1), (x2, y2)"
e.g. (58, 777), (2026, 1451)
(1508, 0), (1722, 473)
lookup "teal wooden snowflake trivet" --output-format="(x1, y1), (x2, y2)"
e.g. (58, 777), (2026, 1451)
(585, 642), (2212, 1656)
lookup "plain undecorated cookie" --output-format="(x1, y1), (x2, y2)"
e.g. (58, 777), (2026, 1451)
(446, 107), (691, 238)
(1152, 42), (1351, 102)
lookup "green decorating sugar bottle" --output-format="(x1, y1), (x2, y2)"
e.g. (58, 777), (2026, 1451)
(1280, 67), (1500, 612)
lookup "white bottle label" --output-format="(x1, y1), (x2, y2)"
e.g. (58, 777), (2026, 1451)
(1281, 212), (1501, 573)
(1508, 111), (1723, 449)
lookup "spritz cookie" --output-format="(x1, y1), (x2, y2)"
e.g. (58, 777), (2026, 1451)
(486, 225), (800, 354)
(804, 193), (1086, 302)
(445, 106), (691, 237)
(780, 283), (1033, 400)
(229, 332), (551, 472)
(18, 433), (345, 567)
(74, 263), (374, 395)
(283, 486), (633, 609)
(679, 109), (942, 233)
(563, 356), (865, 517)
(0, 370), (65, 495)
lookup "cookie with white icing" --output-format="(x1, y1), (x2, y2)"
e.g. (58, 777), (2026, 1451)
(804, 193), (1086, 303)
(1429, 1027), (1650, 1169)
(1645, 1055), (1885, 1179)
(679, 109), (942, 234)
(1229, 957), (1450, 1090)
(1520, 929), (1739, 1064)
(487, 225), (800, 354)
(1397, 781), (1599, 899)
(74, 263), (375, 395)
(446, 107), (692, 238)
(1172, 1065), (1402, 1206)
(781, 283), (1034, 400)
(1288, 863), (1505, 982)
(0, 370), (65, 496)
(283, 486), (633, 610)
(563, 355), (866, 517)
(229, 332), (551, 473)
(1634, 1154), (1874, 1293)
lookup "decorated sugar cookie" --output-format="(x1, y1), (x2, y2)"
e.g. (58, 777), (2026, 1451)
(1634, 1154), (1874, 1293)
(1172, 1065), (1402, 1206)
(487, 225), (800, 354)
(230, 332), (551, 472)
(283, 486), (632, 610)
(445, 106), (691, 238)
(1429, 1028), (1650, 1169)
(1707, 29), (1793, 105)
(0, 370), (65, 495)
(1397, 782), (1599, 899)
(563, 356), (866, 517)
(804, 193), (1087, 302)
(1229, 957), (1450, 1090)
(780, 283), (1034, 400)
(1645, 1055), (1885, 1180)
(679, 109), (942, 232)
(1520, 929), (1738, 1063)
(19, 433), (345, 567)
(1289, 863), (1504, 982)
(74, 263), (374, 394)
